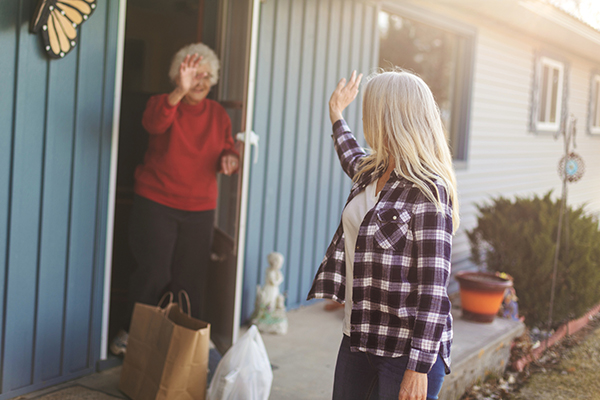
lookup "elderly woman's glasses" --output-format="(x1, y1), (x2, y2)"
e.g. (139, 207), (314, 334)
(195, 72), (213, 82)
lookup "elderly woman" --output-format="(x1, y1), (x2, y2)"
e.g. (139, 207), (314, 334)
(111, 43), (238, 355)
(308, 69), (459, 400)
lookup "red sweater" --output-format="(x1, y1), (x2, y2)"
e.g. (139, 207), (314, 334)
(134, 94), (237, 211)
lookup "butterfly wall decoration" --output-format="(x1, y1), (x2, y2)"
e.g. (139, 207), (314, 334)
(30, 0), (97, 59)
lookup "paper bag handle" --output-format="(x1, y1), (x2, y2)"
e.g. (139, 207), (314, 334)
(158, 292), (174, 309)
(178, 290), (192, 317)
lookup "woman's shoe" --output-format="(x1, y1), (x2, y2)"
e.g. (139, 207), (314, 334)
(110, 329), (129, 356)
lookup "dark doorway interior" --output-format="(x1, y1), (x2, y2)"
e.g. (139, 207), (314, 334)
(109, 0), (220, 344)
(110, 0), (252, 355)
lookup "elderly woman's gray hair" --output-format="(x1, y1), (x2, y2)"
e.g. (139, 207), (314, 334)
(168, 43), (220, 86)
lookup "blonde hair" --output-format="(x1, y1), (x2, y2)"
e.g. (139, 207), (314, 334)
(358, 69), (460, 233)
(168, 43), (220, 86)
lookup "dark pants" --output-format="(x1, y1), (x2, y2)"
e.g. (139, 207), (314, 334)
(125, 195), (215, 330)
(332, 335), (446, 400)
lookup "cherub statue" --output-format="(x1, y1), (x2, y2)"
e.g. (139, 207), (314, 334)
(251, 252), (288, 334)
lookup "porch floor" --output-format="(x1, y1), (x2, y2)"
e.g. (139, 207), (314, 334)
(13, 302), (524, 400)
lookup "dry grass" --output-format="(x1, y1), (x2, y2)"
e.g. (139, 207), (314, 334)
(513, 323), (600, 400)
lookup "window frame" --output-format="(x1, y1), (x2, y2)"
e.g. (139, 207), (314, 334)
(588, 72), (600, 135)
(531, 54), (568, 134)
(377, 2), (477, 166)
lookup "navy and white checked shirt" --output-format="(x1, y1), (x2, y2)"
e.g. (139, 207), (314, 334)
(307, 119), (453, 374)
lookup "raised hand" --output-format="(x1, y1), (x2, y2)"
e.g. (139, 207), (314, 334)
(177, 53), (203, 94)
(329, 70), (363, 124)
(168, 54), (205, 106)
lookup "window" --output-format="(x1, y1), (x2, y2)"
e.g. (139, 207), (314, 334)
(377, 10), (474, 162)
(589, 74), (600, 135)
(534, 56), (565, 132)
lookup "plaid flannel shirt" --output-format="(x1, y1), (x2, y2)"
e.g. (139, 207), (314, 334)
(307, 119), (453, 374)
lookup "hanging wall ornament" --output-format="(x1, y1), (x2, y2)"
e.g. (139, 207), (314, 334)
(558, 152), (585, 183)
(30, 0), (97, 59)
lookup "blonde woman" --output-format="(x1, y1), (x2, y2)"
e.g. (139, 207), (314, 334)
(308, 70), (458, 400)
(111, 43), (239, 356)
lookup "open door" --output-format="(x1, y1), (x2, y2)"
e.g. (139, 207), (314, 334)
(207, 0), (260, 353)
(109, 0), (259, 356)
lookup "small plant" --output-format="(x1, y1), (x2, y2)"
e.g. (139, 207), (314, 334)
(467, 191), (600, 328)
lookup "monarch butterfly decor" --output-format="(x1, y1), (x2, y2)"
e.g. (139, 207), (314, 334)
(30, 0), (97, 59)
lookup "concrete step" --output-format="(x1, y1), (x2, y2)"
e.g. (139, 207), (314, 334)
(440, 310), (525, 399)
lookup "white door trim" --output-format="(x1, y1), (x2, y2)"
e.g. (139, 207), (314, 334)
(100, 0), (128, 360)
(232, 0), (261, 344)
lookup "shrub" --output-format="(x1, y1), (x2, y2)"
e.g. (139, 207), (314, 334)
(467, 191), (600, 328)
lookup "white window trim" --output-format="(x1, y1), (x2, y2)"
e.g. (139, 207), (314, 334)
(536, 56), (564, 132)
(590, 74), (600, 135)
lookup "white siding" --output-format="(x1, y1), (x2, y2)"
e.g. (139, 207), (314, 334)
(448, 20), (600, 276)
(567, 62), (600, 210)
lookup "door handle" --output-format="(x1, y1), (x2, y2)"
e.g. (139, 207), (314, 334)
(235, 130), (260, 164)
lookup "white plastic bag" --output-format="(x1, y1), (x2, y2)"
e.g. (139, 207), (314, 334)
(207, 325), (273, 400)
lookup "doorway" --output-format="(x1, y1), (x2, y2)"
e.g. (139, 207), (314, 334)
(109, 0), (254, 355)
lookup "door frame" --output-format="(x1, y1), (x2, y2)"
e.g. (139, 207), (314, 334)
(99, 0), (261, 360)
(231, 0), (261, 344)
(100, 0), (127, 361)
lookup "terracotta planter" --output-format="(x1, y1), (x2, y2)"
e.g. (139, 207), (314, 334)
(455, 271), (513, 323)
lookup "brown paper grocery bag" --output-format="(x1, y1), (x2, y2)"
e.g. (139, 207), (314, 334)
(119, 292), (210, 400)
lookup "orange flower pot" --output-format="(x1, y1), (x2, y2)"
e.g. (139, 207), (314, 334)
(456, 272), (513, 323)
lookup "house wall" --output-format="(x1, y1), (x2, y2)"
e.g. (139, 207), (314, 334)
(243, 0), (378, 320)
(244, 0), (600, 319)
(439, 6), (600, 280)
(0, 0), (119, 398)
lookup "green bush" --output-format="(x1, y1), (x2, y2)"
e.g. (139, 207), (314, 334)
(467, 191), (600, 328)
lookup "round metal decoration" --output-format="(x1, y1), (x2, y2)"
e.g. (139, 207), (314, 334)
(558, 152), (585, 182)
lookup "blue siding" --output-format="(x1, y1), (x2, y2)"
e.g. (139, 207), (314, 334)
(0, 0), (119, 397)
(288, 0), (317, 306)
(34, 51), (77, 383)
(3, 0), (48, 390)
(0, 9), (18, 383)
(63, 4), (108, 373)
(243, 0), (378, 321)
(274, 0), (304, 305)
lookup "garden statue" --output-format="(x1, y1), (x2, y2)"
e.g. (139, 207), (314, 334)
(251, 252), (288, 334)
(500, 287), (520, 321)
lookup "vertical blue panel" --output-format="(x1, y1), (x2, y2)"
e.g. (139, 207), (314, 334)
(0, 0), (18, 385)
(256, 0), (290, 308)
(287, 0), (316, 306)
(312, 0), (341, 271)
(244, 0), (379, 318)
(300, 0), (330, 305)
(243, 0), (276, 321)
(2, 0), (47, 391)
(326, 0), (352, 238)
(340, 1), (364, 203)
(63, 2), (108, 374)
(357, 3), (375, 150)
(275, 0), (304, 304)
(34, 52), (77, 382)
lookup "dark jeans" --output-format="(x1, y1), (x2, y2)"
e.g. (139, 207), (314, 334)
(332, 335), (446, 400)
(125, 195), (215, 330)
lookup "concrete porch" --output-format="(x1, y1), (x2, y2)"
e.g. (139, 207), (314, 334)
(14, 302), (524, 400)
(261, 302), (524, 400)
